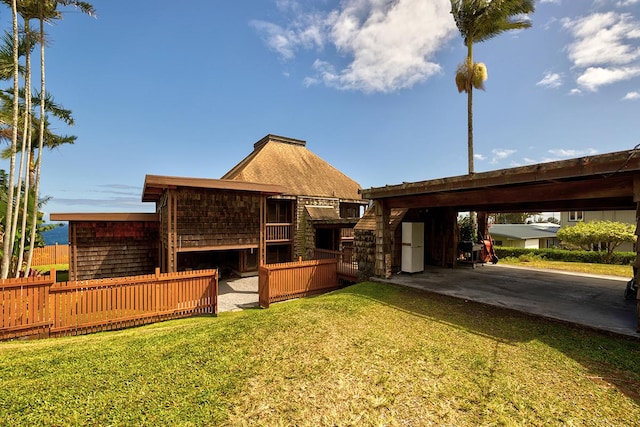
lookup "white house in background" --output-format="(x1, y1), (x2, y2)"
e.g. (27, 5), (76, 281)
(559, 210), (636, 252)
(489, 223), (560, 249)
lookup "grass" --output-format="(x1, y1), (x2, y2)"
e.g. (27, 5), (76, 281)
(499, 257), (634, 278)
(32, 264), (69, 281)
(1, 282), (639, 426)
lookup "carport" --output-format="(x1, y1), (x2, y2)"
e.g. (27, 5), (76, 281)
(360, 149), (640, 332)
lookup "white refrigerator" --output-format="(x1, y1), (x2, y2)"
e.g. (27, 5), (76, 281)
(401, 222), (424, 273)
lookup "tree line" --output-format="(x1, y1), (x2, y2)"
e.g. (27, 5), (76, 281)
(0, 0), (95, 279)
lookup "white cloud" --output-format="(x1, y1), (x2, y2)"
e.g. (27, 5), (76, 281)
(536, 72), (563, 88)
(562, 11), (640, 91)
(623, 90), (640, 100)
(540, 0), (561, 4)
(577, 66), (640, 91)
(548, 148), (599, 157)
(490, 149), (516, 164)
(617, 0), (640, 7)
(474, 153), (487, 161)
(252, 0), (457, 93)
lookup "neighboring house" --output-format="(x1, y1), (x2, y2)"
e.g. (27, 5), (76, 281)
(489, 223), (559, 249)
(52, 134), (367, 280)
(559, 210), (636, 252)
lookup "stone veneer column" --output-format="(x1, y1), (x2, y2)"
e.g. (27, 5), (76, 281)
(374, 200), (391, 278)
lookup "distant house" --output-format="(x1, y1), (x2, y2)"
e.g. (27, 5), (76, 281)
(489, 223), (560, 249)
(52, 134), (367, 280)
(559, 210), (636, 252)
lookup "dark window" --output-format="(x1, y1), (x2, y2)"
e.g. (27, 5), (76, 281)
(266, 244), (292, 264)
(267, 200), (292, 223)
(340, 203), (361, 219)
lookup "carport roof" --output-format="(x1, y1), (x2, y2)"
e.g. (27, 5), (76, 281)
(360, 149), (640, 213)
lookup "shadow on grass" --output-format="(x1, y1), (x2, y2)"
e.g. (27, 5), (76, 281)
(339, 281), (640, 405)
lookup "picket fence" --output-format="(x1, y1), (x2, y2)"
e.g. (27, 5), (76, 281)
(0, 268), (218, 340)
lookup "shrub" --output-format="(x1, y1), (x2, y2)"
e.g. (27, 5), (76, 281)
(494, 247), (635, 265)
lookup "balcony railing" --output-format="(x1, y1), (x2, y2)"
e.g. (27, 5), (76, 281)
(266, 223), (293, 242)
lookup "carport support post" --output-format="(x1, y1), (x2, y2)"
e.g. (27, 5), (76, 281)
(374, 200), (391, 278)
(635, 199), (640, 332)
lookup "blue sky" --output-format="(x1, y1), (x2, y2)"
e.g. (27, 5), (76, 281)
(1, 0), (639, 219)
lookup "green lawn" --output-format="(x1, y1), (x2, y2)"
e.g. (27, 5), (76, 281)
(1, 282), (639, 426)
(499, 258), (634, 278)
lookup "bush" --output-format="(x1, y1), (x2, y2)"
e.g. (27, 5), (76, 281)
(494, 247), (636, 265)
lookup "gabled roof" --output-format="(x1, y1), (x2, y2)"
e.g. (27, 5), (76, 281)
(354, 207), (408, 231)
(489, 224), (559, 240)
(222, 134), (364, 201)
(142, 174), (287, 203)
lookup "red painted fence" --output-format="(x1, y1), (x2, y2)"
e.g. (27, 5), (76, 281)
(1, 268), (218, 341)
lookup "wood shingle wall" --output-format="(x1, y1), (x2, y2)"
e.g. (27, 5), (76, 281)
(69, 221), (159, 280)
(175, 188), (261, 248)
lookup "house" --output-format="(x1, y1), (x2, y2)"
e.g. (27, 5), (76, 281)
(222, 134), (368, 263)
(51, 134), (367, 280)
(488, 223), (559, 249)
(559, 210), (636, 252)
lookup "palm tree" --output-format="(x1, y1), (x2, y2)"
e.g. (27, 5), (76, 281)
(25, 0), (95, 273)
(450, 0), (535, 174)
(1, 0), (21, 278)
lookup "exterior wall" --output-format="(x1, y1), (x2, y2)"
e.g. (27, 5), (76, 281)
(560, 210), (636, 226)
(174, 188), (261, 248)
(560, 209), (636, 252)
(294, 196), (340, 260)
(70, 221), (159, 280)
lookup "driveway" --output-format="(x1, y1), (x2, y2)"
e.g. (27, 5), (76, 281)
(374, 263), (639, 339)
(218, 276), (259, 312)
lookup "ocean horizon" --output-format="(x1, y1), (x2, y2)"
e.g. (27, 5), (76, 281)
(42, 223), (69, 245)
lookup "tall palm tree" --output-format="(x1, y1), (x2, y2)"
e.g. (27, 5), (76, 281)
(2, 0), (21, 278)
(25, 0), (95, 273)
(450, 0), (535, 174)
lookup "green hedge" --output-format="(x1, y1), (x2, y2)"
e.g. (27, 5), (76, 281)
(494, 247), (636, 265)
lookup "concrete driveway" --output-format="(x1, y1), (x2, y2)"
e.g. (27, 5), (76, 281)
(218, 276), (259, 312)
(374, 263), (639, 339)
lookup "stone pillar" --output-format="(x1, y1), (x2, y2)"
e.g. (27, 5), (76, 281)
(635, 202), (640, 332)
(374, 200), (391, 278)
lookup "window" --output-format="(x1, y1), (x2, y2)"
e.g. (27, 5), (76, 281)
(340, 203), (361, 219)
(568, 211), (584, 222)
(267, 200), (292, 223)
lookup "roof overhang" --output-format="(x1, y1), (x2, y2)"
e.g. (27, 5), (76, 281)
(360, 150), (640, 213)
(50, 213), (159, 222)
(142, 175), (288, 203)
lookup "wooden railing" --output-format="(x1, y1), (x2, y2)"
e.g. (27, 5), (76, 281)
(1, 268), (218, 341)
(313, 248), (358, 280)
(259, 258), (339, 308)
(30, 244), (69, 266)
(266, 223), (292, 242)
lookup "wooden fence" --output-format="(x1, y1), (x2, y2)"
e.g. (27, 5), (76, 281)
(1, 268), (218, 341)
(313, 248), (358, 281)
(259, 258), (340, 308)
(30, 244), (69, 266)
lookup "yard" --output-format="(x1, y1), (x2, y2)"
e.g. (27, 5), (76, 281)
(1, 282), (639, 426)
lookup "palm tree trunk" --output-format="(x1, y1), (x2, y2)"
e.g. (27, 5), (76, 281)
(467, 84), (473, 174)
(25, 12), (46, 273)
(15, 19), (34, 277)
(466, 42), (477, 239)
(2, 0), (20, 279)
